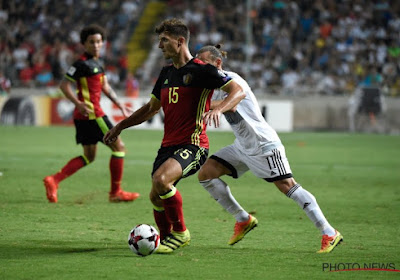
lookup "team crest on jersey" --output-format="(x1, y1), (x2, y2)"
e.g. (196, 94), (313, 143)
(183, 73), (193, 85)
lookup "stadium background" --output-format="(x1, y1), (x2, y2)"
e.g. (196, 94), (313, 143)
(1, 2), (400, 279)
(0, 0), (399, 132)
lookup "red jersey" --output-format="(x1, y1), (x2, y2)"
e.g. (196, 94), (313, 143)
(65, 53), (106, 120)
(152, 58), (232, 148)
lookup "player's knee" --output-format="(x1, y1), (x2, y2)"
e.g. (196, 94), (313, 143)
(198, 161), (223, 181)
(110, 139), (125, 152)
(151, 173), (170, 194)
(116, 139), (125, 152)
(274, 178), (297, 194)
(198, 167), (211, 182)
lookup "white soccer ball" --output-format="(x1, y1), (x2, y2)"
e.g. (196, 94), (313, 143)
(128, 224), (160, 257)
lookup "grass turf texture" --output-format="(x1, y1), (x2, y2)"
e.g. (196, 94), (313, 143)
(0, 126), (399, 280)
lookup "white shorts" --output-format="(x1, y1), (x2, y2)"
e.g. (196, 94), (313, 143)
(211, 144), (293, 182)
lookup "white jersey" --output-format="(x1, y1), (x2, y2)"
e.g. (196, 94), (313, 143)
(213, 70), (282, 155)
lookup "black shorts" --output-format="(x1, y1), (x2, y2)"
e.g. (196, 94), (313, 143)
(74, 116), (113, 145)
(152, 144), (209, 182)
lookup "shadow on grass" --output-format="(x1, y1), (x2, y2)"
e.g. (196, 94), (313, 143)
(0, 239), (316, 261)
(0, 239), (132, 259)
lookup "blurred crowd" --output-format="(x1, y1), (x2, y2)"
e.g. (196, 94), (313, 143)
(169, 0), (400, 96)
(0, 0), (142, 93)
(1, 0), (400, 97)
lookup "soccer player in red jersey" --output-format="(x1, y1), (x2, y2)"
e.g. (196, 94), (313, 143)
(104, 18), (245, 253)
(43, 24), (139, 203)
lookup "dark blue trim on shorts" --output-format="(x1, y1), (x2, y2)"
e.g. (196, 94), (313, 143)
(210, 155), (238, 179)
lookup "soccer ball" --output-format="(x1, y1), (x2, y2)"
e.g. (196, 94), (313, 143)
(128, 224), (160, 257)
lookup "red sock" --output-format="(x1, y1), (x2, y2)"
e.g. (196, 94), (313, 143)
(161, 189), (186, 232)
(109, 155), (124, 194)
(153, 209), (171, 240)
(53, 156), (87, 183)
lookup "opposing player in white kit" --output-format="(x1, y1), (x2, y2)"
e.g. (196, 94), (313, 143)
(196, 45), (343, 253)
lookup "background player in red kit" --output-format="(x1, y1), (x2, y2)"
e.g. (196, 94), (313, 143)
(104, 18), (245, 253)
(43, 24), (139, 203)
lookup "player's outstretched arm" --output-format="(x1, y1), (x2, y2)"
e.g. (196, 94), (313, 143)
(210, 99), (239, 112)
(204, 81), (245, 127)
(104, 97), (161, 144)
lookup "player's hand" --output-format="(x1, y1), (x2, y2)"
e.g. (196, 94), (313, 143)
(203, 109), (222, 128)
(77, 101), (94, 117)
(104, 125), (121, 144)
(121, 105), (133, 118)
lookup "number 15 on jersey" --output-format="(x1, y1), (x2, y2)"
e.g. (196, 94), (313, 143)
(169, 87), (179, 104)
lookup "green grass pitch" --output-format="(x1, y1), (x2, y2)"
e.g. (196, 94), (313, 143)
(0, 126), (399, 279)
